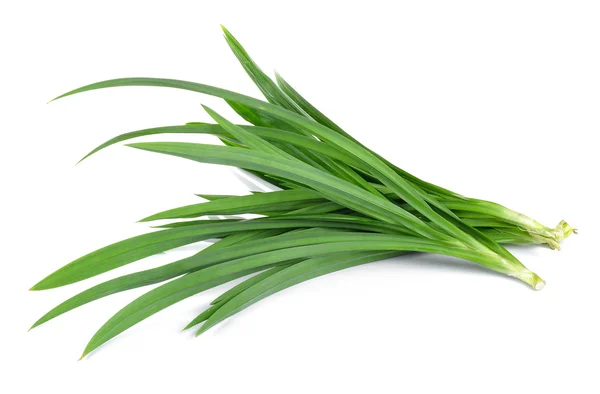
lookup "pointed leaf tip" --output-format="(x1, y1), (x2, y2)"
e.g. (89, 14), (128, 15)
(201, 104), (213, 114)
(195, 325), (210, 337)
(137, 215), (154, 223)
(220, 25), (233, 37)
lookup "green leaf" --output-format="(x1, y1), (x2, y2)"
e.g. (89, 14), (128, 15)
(31, 229), (382, 329)
(30, 218), (357, 290)
(78, 121), (370, 177)
(155, 214), (412, 236)
(80, 234), (510, 357)
(282, 201), (342, 215)
(203, 105), (295, 160)
(80, 266), (261, 359)
(127, 141), (444, 240)
(51, 77), (479, 249)
(210, 265), (292, 306)
(275, 73), (352, 139)
(221, 25), (304, 115)
(77, 123), (223, 163)
(195, 194), (233, 201)
(221, 28), (465, 206)
(183, 263), (293, 330)
(182, 305), (219, 330)
(140, 189), (322, 222)
(273, 75), (463, 200)
(54, 76), (545, 284)
(196, 251), (401, 335)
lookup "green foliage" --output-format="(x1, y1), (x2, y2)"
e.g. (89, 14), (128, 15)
(31, 26), (573, 358)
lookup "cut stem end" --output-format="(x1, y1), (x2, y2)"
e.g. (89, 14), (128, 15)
(510, 270), (546, 291)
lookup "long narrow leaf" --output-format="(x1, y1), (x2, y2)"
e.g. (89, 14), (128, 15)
(196, 251), (401, 335)
(80, 235), (515, 358)
(52, 77), (497, 252)
(141, 189), (322, 222)
(183, 263), (293, 330)
(127, 141), (446, 240)
(31, 218), (361, 290)
(31, 229), (396, 328)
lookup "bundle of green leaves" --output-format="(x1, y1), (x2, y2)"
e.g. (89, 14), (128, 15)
(30, 26), (575, 358)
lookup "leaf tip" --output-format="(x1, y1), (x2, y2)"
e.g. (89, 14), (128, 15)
(274, 72), (286, 85)
(48, 93), (68, 103)
(79, 346), (92, 360)
(75, 153), (92, 165)
(194, 328), (206, 337)
(195, 323), (213, 337)
(28, 317), (44, 331)
(30, 276), (61, 291)
(201, 104), (218, 118)
(125, 142), (145, 151)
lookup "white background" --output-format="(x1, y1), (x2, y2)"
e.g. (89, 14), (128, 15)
(2, 1), (599, 393)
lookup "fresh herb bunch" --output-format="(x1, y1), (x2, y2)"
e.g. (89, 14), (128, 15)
(30, 26), (575, 358)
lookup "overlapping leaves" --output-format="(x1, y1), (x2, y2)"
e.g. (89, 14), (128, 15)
(30, 26), (573, 358)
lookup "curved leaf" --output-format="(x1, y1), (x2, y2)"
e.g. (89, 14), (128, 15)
(31, 229), (389, 328)
(140, 189), (322, 222)
(81, 235), (505, 358)
(183, 264), (293, 330)
(127, 141), (445, 240)
(196, 251), (401, 335)
(31, 218), (356, 290)
(52, 77), (493, 251)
